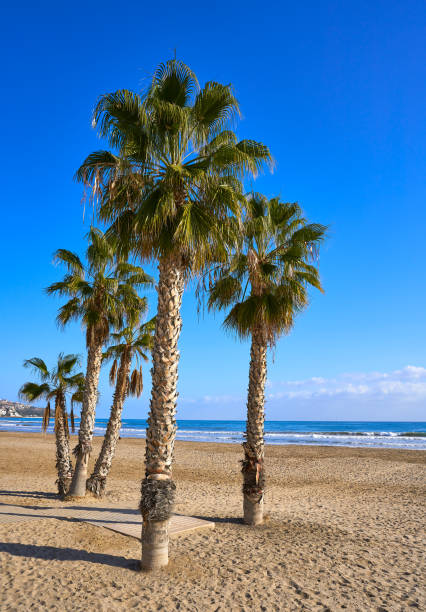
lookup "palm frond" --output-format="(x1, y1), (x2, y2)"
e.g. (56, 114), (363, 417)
(93, 89), (148, 150)
(289, 223), (328, 252)
(23, 358), (49, 380)
(150, 59), (199, 106)
(57, 353), (80, 376)
(86, 226), (115, 270)
(128, 366), (143, 397)
(75, 150), (121, 186)
(19, 382), (50, 402)
(54, 400), (61, 435)
(109, 358), (118, 386)
(53, 249), (84, 275)
(64, 409), (70, 439)
(42, 401), (51, 433)
(70, 405), (75, 434)
(208, 276), (242, 311)
(191, 82), (240, 141)
(56, 298), (82, 328)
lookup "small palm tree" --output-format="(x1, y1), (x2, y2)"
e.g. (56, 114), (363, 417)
(19, 354), (84, 497)
(70, 377), (85, 433)
(87, 317), (155, 497)
(76, 59), (272, 568)
(208, 195), (326, 525)
(46, 227), (152, 497)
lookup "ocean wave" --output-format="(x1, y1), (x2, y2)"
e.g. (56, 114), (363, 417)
(264, 431), (424, 439)
(399, 432), (426, 437)
(1, 418), (425, 449)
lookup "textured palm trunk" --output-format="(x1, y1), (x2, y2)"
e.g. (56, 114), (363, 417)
(140, 254), (184, 570)
(242, 327), (267, 525)
(55, 393), (73, 497)
(68, 338), (104, 497)
(86, 350), (131, 497)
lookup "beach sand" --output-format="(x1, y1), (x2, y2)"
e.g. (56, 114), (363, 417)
(0, 432), (425, 611)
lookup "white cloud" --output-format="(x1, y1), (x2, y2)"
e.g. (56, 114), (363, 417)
(267, 366), (426, 402)
(201, 394), (239, 404)
(179, 366), (426, 420)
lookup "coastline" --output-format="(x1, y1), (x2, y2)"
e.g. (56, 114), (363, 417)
(1, 429), (426, 454)
(1, 419), (425, 450)
(1, 432), (425, 610)
(1, 429), (426, 456)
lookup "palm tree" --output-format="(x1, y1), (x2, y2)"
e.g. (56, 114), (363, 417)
(87, 317), (155, 497)
(70, 376), (85, 434)
(208, 195), (326, 525)
(76, 59), (272, 568)
(46, 227), (152, 497)
(19, 354), (84, 497)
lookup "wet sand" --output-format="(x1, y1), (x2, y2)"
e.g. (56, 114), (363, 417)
(0, 432), (425, 611)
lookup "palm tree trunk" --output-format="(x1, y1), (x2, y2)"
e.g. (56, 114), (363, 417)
(86, 351), (131, 497)
(55, 393), (73, 497)
(68, 338), (103, 497)
(242, 328), (267, 525)
(140, 254), (184, 570)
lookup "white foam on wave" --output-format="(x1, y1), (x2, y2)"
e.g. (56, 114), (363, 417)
(1, 419), (425, 450)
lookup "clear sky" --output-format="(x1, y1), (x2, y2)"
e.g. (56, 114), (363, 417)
(1, 1), (425, 420)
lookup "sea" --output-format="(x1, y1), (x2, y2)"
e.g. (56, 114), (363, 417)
(1, 418), (425, 450)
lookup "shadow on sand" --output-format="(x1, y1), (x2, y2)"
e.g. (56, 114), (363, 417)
(0, 507), (80, 523)
(67, 506), (138, 515)
(0, 489), (58, 501)
(191, 514), (243, 525)
(0, 502), (140, 525)
(0, 542), (139, 570)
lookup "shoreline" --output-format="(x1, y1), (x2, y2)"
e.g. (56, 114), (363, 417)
(1, 431), (425, 460)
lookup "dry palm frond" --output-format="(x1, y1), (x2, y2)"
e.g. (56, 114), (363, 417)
(129, 369), (138, 396)
(109, 359), (118, 385)
(42, 401), (51, 433)
(140, 478), (176, 521)
(64, 411), (70, 439)
(129, 366), (143, 397)
(70, 406), (75, 433)
(54, 400), (61, 433)
(137, 365), (143, 396)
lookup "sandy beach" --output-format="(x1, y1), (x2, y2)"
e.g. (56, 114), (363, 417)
(0, 432), (425, 611)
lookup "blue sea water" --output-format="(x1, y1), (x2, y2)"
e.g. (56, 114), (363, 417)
(1, 418), (425, 450)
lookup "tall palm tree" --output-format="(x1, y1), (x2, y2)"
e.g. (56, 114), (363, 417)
(76, 59), (272, 568)
(87, 317), (155, 497)
(19, 354), (84, 497)
(46, 227), (152, 497)
(208, 195), (326, 525)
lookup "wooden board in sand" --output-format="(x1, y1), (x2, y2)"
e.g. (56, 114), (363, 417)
(0, 503), (215, 538)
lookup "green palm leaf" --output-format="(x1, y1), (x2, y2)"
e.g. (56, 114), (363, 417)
(75, 59), (271, 276)
(209, 195), (326, 344)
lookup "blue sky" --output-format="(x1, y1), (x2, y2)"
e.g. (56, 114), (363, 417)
(1, 1), (425, 420)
